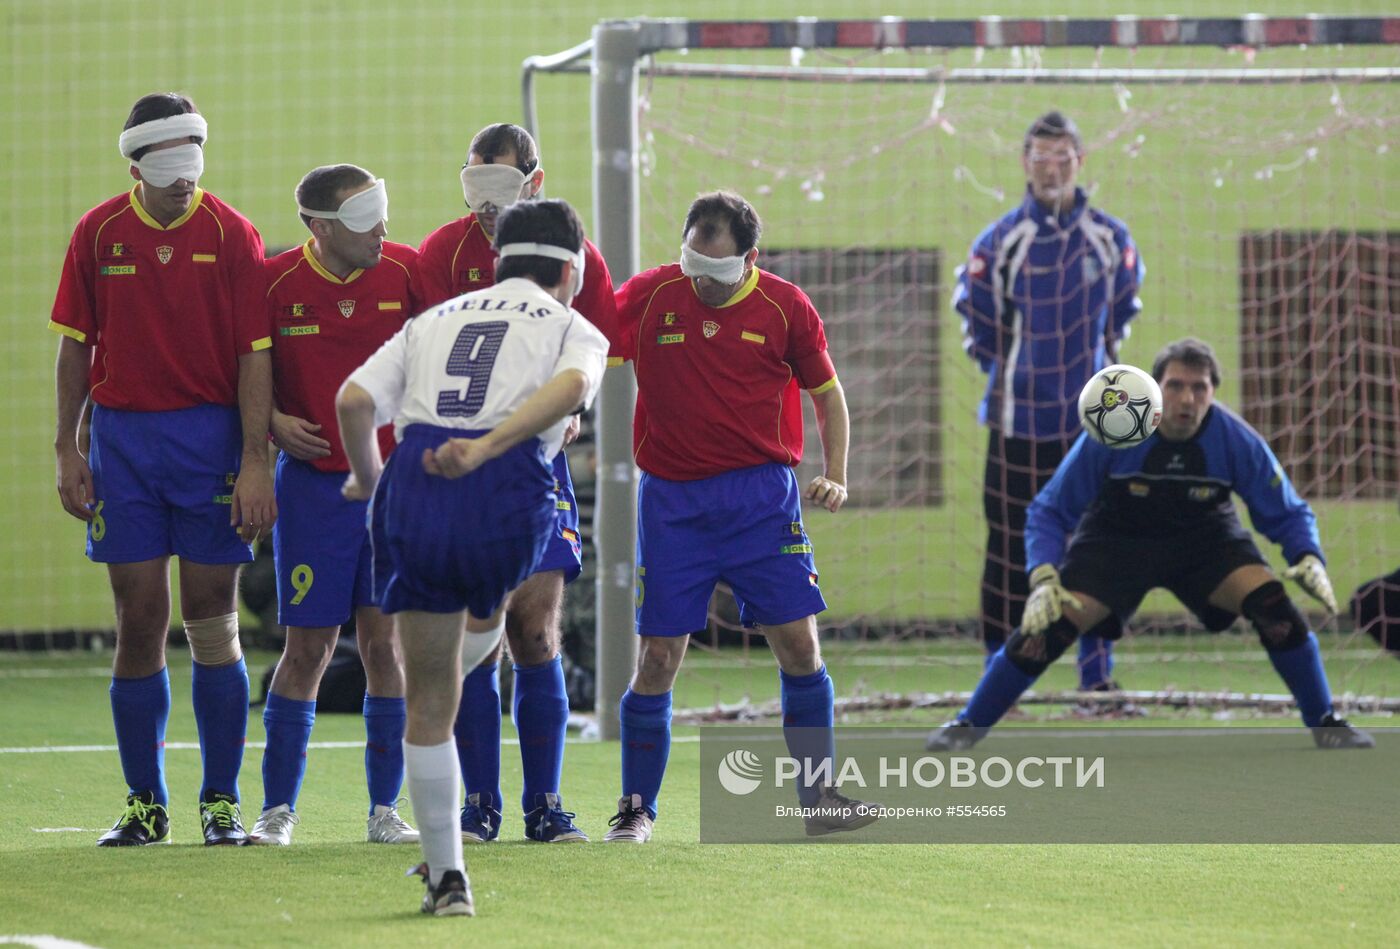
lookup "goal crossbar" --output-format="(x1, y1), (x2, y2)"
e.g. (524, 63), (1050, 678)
(615, 16), (1400, 53)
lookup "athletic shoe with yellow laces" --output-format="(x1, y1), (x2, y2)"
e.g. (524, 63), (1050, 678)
(96, 790), (170, 847)
(199, 790), (250, 846)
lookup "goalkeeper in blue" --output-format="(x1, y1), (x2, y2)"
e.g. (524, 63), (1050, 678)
(927, 337), (1373, 751)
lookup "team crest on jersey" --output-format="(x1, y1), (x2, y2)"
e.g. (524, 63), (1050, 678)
(156, 245), (174, 265)
(106, 243), (126, 257)
(703, 321), (720, 338)
(1082, 256), (1101, 284)
(662, 312), (677, 326)
(468, 267), (482, 282)
(967, 254), (987, 277)
(338, 300), (356, 318)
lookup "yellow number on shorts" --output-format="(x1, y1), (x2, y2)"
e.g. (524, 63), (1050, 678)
(290, 564), (314, 605)
(635, 566), (645, 609)
(90, 500), (106, 542)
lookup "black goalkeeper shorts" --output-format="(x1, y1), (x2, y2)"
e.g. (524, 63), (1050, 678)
(1059, 530), (1268, 631)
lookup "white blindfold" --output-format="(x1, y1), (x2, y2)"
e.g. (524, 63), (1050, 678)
(134, 143), (204, 188)
(460, 162), (540, 213)
(680, 243), (747, 284)
(298, 179), (389, 234)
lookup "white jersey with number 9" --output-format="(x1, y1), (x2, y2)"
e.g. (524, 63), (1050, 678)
(347, 277), (609, 461)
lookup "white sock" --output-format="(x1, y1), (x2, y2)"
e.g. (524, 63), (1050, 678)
(403, 739), (464, 886)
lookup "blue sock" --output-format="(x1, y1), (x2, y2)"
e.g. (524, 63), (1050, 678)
(513, 657), (569, 813)
(619, 689), (671, 818)
(453, 663), (502, 813)
(962, 648), (1038, 728)
(110, 668), (171, 806)
(364, 694), (407, 811)
(192, 657), (249, 799)
(261, 692), (315, 811)
(1078, 635), (1115, 689)
(1267, 632), (1333, 727)
(780, 666), (836, 807)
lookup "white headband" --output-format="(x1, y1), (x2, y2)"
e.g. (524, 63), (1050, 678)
(497, 242), (580, 264)
(460, 162), (540, 213)
(119, 113), (209, 159)
(680, 243), (748, 284)
(298, 179), (389, 234)
(498, 241), (585, 300)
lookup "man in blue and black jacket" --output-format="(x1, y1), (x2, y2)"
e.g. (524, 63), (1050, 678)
(955, 110), (1145, 693)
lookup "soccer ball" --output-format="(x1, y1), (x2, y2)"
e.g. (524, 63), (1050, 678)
(1077, 364), (1163, 448)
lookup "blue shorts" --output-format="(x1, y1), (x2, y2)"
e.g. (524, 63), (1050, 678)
(635, 463), (827, 637)
(272, 454), (374, 628)
(532, 452), (583, 584)
(371, 424), (556, 618)
(86, 404), (254, 565)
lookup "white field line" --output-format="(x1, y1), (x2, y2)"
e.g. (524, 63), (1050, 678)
(0, 668), (114, 679)
(0, 735), (701, 755)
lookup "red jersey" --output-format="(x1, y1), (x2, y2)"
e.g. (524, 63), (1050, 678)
(49, 187), (271, 411)
(265, 240), (421, 473)
(617, 264), (838, 481)
(418, 212), (621, 355)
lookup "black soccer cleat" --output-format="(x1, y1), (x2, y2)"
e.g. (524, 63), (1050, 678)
(199, 790), (250, 846)
(803, 785), (881, 837)
(97, 790), (171, 847)
(924, 719), (987, 752)
(1311, 712), (1375, 750)
(409, 863), (475, 917)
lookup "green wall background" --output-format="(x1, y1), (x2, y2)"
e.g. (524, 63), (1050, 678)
(4, 1), (1395, 631)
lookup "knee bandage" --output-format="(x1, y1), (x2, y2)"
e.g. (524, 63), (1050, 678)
(1242, 580), (1309, 651)
(1005, 617), (1079, 677)
(460, 620), (505, 675)
(184, 612), (242, 665)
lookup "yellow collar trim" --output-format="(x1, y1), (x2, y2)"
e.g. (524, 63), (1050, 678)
(302, 239), (364, 285)
(690, 264), (761, 309)
(129, 184), (204, 230)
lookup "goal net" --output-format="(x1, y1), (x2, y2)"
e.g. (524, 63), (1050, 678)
(564, 17), (1400, 725)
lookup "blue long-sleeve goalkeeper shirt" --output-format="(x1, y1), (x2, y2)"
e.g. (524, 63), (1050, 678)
(1026, 404), (1323, 571)
(955, 186), (1144, 440)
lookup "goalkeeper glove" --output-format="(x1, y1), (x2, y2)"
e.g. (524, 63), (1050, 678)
(1022, 564), (1083, 636)
(1284, 553), (1338, 614)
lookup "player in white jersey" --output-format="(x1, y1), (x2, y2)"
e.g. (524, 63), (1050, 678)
(335, 199), (608, 918)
